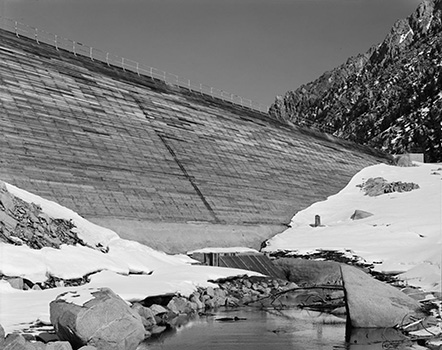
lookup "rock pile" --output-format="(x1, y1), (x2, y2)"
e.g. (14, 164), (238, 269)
(130, 275), (298, 337)
(0, 182), (85, 249)
(0, 323), (86, 350)
(1, 274), (91, 291)
(357, 177), (420, 196)
(1, 276), (299, 349)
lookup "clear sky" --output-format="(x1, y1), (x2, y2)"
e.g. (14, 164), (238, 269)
(1, 0), (422, 107)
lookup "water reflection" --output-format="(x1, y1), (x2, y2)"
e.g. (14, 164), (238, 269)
(140, 307), (346, 350)
(138, 308), (413, 350)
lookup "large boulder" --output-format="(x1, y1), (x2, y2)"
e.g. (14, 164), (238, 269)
(50, 288), (145, 350)
(2, 333), (38, 350)
(341, 265), (423, 328)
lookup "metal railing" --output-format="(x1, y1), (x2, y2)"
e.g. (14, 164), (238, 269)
(0, 16), (269, 114)
(0, 17), (335, 135)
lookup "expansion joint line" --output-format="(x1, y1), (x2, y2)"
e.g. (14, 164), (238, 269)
(156, 133), (220, 223)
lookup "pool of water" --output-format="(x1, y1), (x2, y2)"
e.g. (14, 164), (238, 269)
(139, 307), (415, 350)
(139, 307), (348, 350)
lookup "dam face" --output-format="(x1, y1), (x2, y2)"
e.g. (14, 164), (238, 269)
(0, 28), (390, 252)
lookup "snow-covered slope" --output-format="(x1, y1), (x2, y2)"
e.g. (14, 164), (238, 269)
(0, 183), (261, 334)
(263, 162), (442, 293)
(1, 163), (441, 334)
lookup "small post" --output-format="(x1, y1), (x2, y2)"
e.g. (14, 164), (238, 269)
(136, 62), (139, 76)
(314, 215), (321, 227)
(89, 47), (94, 61)
(122, 57), (125, 71)
(34, 28), (39, 44)
(73, 41), (77, 56)
(54, 35), (58, 50)
(106, 53), (110, 66)
(15, 21), (19, 37)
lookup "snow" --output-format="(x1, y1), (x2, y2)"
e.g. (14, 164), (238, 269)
(0, 183), (262, 334)
(56, 289), (99, 307)
(1, 162), (441, 334)
(263, 162), (442, 293)
(5, 182), (118, 248)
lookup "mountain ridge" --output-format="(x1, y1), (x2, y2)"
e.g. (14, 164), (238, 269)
(269, 0), (442, 162)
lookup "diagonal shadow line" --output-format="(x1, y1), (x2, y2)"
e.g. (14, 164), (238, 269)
(156, 132), (220, 223)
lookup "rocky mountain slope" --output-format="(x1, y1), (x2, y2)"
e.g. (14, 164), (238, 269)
(269, 0), (442, 162)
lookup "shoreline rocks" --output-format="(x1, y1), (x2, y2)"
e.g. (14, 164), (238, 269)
(2, 263), (438, 349)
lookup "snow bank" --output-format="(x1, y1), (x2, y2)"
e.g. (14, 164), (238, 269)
(5, 182), (118, 248)
(0, 183), (261, 333)
(263, 163), (442, 292)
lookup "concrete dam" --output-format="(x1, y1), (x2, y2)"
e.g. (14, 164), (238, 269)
(0, 26), (390, 253)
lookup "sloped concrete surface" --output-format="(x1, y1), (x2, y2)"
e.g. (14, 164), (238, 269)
(0, 29), (391, 251)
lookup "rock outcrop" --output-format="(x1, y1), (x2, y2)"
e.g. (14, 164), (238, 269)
(0, 182), (85, 249)
(50, 288), (145, 350)
(357, 177), (420, 197)
(269, 0), (442, 162)
(341, 265), (423, 328)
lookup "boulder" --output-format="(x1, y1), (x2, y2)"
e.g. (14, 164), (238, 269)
(2, 333), (35, 350)
(33, 342), (48, 350)
(46, 342), (73, 350)
(340, 265), (423, 328)
(7, 277), (25, 290)
(166, 296), (196, 315)
(350, 210), (374, 220)
(189, 292), (204, 310)
(131, 303), (156, 329)
(50, 288), (145, 350)
(149, 304), (168, 316)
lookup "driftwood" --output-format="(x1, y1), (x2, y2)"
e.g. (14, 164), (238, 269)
(243, 284), (345, 313)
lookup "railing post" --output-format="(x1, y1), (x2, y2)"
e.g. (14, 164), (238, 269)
(1, 17), (277, 123)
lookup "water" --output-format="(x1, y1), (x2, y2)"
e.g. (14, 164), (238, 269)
(139, 307), (348, 350)
(139, 307), (415, 350)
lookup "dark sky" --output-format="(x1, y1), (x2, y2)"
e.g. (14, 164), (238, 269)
(1, 0), (422, 107)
